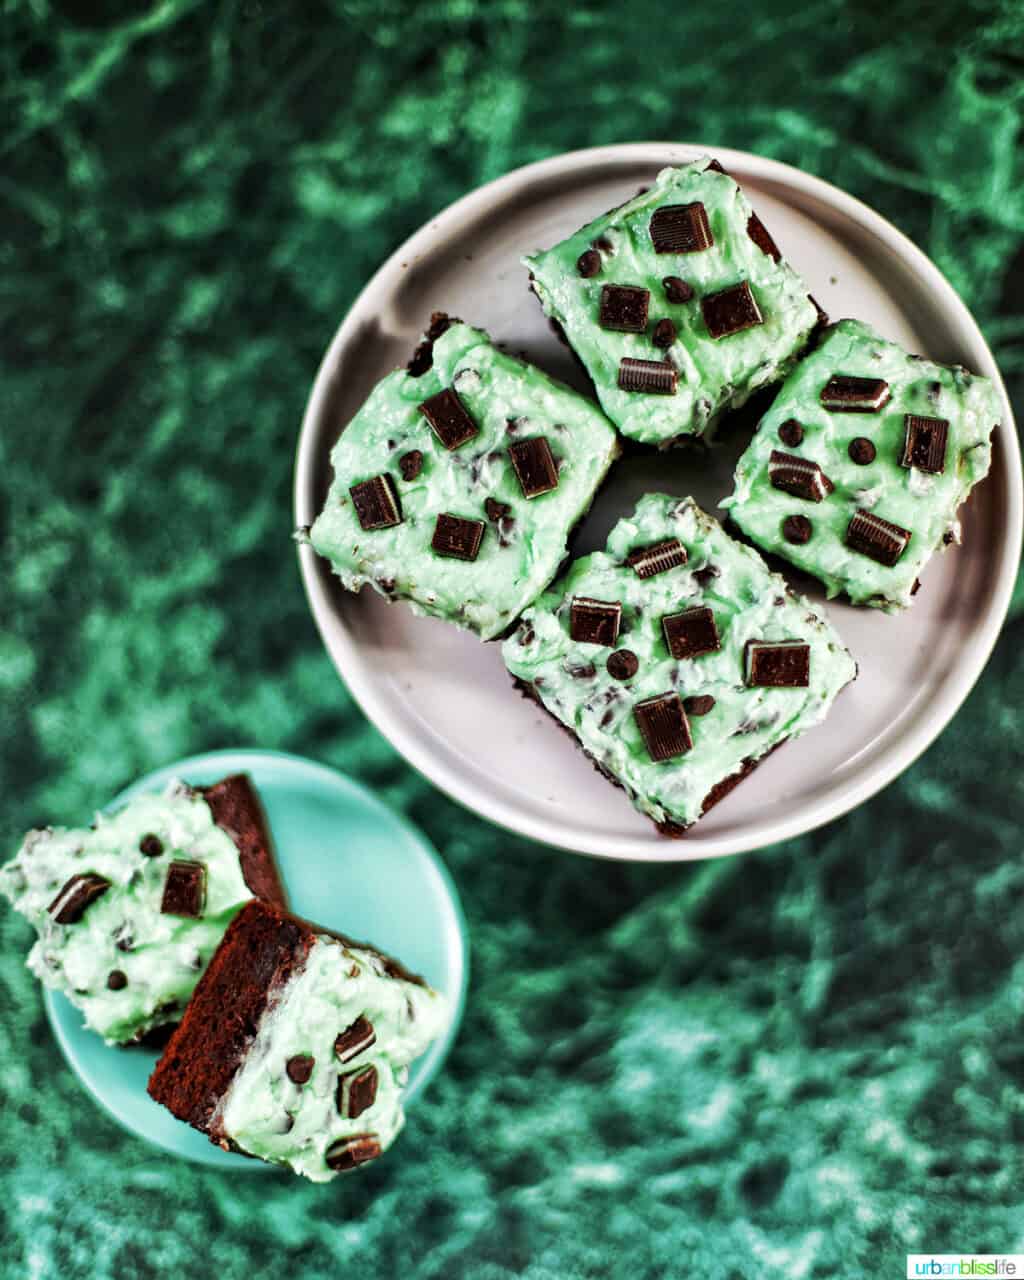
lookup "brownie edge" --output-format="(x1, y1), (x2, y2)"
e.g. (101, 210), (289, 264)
(198, 774), (287, 908)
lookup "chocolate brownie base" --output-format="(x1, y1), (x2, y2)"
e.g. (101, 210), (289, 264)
(198, 774), (286, 908)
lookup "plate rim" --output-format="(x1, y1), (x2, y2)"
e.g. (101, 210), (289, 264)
(293, 141), (1023, 862)
(44, 747), (469, 1168)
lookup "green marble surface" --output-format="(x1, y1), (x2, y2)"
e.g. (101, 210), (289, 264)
(2, 2), (1023, 1276)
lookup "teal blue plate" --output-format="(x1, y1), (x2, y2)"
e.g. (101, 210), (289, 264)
(43, 749), (469, 1170)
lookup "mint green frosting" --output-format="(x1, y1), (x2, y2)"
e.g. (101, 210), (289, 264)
(722, 319), (1000, 609)
(502, 495), (857, 830)
(310, 322), (620, 640)
(524, 159), (818, 445)
(0, 785), (254, 1044)
(216, 933), (447, 1182)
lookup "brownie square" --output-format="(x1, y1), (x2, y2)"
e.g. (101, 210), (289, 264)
(502, 496), (856, 833)
(722, 319), (1001, 608)
(524, 158), (818, 445)
(309, 317), (620, 640)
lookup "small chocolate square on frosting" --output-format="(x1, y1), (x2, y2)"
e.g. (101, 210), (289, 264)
(901, 414), (949, 474)
(661, 606), (721, 660)
(599, 285), (650, 333)
(649, 202), (714, 254)
(350, 475), (402, 531)
(335, 1015), (377, 1063)
(820, 374), (890, 413)
(746, 640), (810, 688)
(768, 451), (835, 503)
(160, 861), (207, 918)
(845, 510), (911, 566)
(702, 282), (763, 340)
(570, 597), (622, 647)
(508, 437), (559, 498)
(325, 1134), (382, 1171)
(432, 513), (485, 561)
(418, 387), (479, 450)
(634, 692), (693, 762)
(48, 873), (111, 925)
(337, 1065), (379, 1120)
(626, 538), (687, 579)
(618, 358), (678, 396)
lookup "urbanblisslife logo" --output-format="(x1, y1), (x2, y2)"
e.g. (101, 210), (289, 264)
(907, 1259), (1023, 1277)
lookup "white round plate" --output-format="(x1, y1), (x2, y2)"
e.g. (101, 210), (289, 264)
(294, 143), (1021, 862)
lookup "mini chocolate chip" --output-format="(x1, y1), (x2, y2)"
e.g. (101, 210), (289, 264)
(485, 497), (511, 522)
(783, 514), (813, 545)
(652, 318), (677, 349)
(139, 834), (163, 857)
(593, 235), (614, 253)
(399, 450), (424, 481)
(606, 649), (639, 681)
(849, 437), (876, 465)
(662, 276), (694, 304)
(778, 419), (804, 447)
(286, 1054), (315, 1084)
(577, 249), (601, 277)
(106, 970), (127, 991)
(683, 695), (716, 716)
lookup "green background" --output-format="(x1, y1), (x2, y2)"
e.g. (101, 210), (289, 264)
(3, 2), (1023, 1276)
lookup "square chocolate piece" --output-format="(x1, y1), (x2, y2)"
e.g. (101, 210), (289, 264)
(570, 597), (622, 647)
(724, 319), (1000, 609)
(310, 320), (619, 639)
(525, 158), (817, 444)
(503, 496), (856, 833)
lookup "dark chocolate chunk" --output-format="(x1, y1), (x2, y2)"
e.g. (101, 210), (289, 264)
(418, 387), (479, 450)
(652, 318), (677, 349)
(570, 597), (622, 647)
(901, 414), (949, 474)
(606, 649), (639, 681)
(286, 1055), (315, 1085)
(338, 1065), (379, 1120)
(746, 212), (781, 261)
(705, 158), (727, 174)
(778, 419), (804, 447)
(326, 1134), (382, 1172)
(693, 565), (719, 588)
(702, 281), (763, 340)
(768, 450), (834, 502)
(783, 514), (813, 545)
(661, 606), (721, 660)
(663, 276), (694, 304)
(846, 511), (911, 566)
(618, 358), (678, 395)
(634, 693), (693, 762)
(484, 497), (511, 523)
(48, 873), (111, 925)
(139, 834), (164, 858)
(650, 202), (713, 254)
(406, 312), (454, 377)
(432, 513), (485, 561)
(594, 235), (614, 253)
(508, 437), (559, 498)
(577, 248), (602, 277)
(820, 374), (890, 412)
(627, 538), (687, 578)
(350, 475), (402, 531)
(106, 970), (127, 991)
(335, 1014), (376, 1064)
(746, 640), (811, 688)
(848, 437), (876, 465)
(599, 284), (650, 333)
(684, 695), (716, 717)
(399, 450), (424, 482)
(160, 860), (206, 918)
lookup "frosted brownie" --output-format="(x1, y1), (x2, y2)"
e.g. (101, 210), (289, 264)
(523, 158), (819, 445)
(722, 319), (1001, 609)
(502, 495), (856, 833)
(309, 315), (619, 640)
(148, 899), (447, 1182)
(0, 775), (285, 1044)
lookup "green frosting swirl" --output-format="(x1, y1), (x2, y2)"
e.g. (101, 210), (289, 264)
(0, 785), (254, 1044)
(502, 495), (857, 830)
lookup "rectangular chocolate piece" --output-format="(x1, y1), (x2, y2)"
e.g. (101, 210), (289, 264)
(48, 873), (110, 925)
(335, 1014), (377, 1063)
(508, 436), (559, 498)
(326, 1134), (382, 1171)
(569, 597), (622, 647)
(634, 692), (693, 762)
(618, 358), (678, 396)
(845, 510), (911, 566)
(649, 202), (713, 254)
(337, 1065), (378, 1120)
(746, 212), (781, 262)
(901, 414), (949, 474)
(161, 860), (207, 918)
(768, 450), (834, 503)
(820, 374), (890, 413)
(431, 513), (484, 561)
(418, 387), (479, 450)
(599, 285), (650, 333)
(626, 538), (687, 579)
(350, 475), (402, 531)
(661, 606), (720, 660)
(746, 640), (810, 688)
(702, 281), (763, 340)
